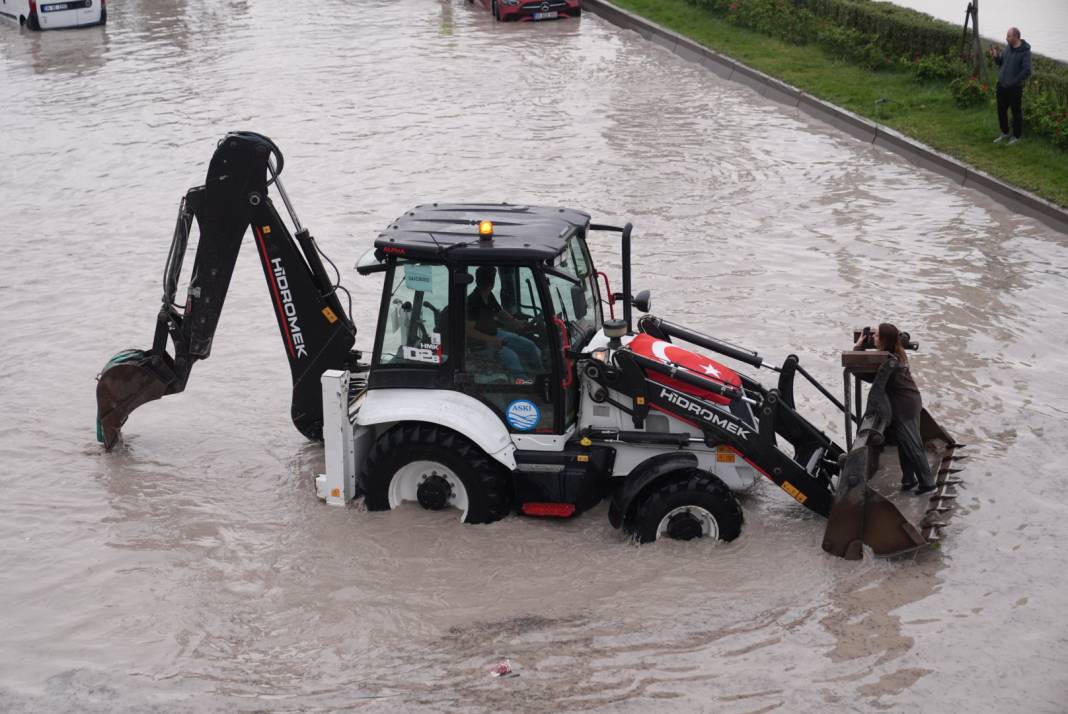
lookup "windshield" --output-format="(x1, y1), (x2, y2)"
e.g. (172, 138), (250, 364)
(547, 234), (601, 348)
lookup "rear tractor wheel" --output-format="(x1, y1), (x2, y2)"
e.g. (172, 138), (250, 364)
(362, 423), (512, 524)
(632, 469), (743, 544)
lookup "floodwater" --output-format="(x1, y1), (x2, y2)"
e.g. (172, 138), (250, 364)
(2, 1), (1067, 711)
(884, 0), (1068, 62)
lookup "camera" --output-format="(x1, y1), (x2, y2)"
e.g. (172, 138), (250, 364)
(854, 326), (876, 350)
(853, 326), (919, 351)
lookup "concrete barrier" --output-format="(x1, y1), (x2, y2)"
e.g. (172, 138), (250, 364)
(584, 0), (1068, 235)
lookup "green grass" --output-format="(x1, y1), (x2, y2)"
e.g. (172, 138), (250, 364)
(611, 0), (1068, 208)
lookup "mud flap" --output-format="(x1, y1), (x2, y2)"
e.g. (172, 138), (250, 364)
(822, 412), (960, 559)
(95, 350), (178, 450)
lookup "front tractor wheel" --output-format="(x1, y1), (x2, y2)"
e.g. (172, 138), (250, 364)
(633, 469), (743, 544)
(362, 423), (512, 524)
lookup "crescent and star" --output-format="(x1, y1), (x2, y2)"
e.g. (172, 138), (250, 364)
(650, 339), (721, 378)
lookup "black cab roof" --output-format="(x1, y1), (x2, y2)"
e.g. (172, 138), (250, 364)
(372, 203), (591, 265)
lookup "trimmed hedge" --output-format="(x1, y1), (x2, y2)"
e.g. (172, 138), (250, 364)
(796, 0), (960, 60)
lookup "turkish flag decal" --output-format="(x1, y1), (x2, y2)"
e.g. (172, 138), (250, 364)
(628, 333), (741, 405)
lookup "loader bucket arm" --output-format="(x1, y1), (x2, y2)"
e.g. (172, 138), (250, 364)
(96, 132), (356, 449)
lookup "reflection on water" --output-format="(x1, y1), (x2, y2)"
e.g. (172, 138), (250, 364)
(2, 1), (1068, 711)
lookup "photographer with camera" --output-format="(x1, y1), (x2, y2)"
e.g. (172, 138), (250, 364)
(853, 323), (937, 495)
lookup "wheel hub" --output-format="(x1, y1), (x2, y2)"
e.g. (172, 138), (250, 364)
(666, 512), (704, 540)
(417, 473), (453, 511)
(656, 505), (719, 541)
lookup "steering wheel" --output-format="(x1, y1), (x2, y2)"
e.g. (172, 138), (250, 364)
(518, 316), (542, 339)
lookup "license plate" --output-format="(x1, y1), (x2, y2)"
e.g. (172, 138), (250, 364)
(42, 0), (89, 10)
(533, 11), (558, 19)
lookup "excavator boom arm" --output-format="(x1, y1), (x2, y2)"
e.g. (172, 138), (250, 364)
(96, 132), (356, 449)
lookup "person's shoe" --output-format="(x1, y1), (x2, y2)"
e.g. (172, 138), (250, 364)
(900, 479), (918, 491)
(914, 483), (938, 495)
(1007, 136), (1021, 145)
(993, 133), (1010, 143)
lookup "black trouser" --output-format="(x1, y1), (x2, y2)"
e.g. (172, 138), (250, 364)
(892, 416), (934, 488)
(996, 83), (1024, 138)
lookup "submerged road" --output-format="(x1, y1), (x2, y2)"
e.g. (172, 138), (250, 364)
(1, 1), (1067, 711)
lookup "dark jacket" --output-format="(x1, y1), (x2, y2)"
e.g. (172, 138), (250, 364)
(886, 360), (923, 422)
(996, 40), (1033, 89)
(855, 346), (923, 421)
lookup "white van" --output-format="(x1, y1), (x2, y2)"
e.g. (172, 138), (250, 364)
(0, 0), (106, 30)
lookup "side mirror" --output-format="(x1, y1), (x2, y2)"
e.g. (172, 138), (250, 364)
(633, 289), (651, 313)
(570, 283), (588, 320)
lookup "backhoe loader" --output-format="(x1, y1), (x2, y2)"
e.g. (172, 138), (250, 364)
(97, 132), (964, 559)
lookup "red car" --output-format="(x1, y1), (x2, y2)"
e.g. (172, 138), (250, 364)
(472, 0), (581, 22)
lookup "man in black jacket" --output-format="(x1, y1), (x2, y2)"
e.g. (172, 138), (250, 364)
(990, 27), (1033, 145)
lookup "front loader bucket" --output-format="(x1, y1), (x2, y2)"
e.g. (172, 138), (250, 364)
(823, 408), (961, 559)
(95, 349), (178, 450)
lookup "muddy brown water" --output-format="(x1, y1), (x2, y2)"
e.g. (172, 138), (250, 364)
(2, 1), (1067, 711)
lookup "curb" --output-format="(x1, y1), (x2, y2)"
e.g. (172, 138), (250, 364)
(584, 0), (1068, 235)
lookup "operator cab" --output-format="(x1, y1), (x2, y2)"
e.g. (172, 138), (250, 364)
(359, 203), (604, 436)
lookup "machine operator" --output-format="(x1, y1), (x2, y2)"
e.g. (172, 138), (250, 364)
(467, 266), (544, 375)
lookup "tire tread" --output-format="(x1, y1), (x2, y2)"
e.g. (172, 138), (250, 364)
(362, 423), (512, 524)
(633, 468), (743, 543)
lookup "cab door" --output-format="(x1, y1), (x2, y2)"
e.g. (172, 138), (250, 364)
(459, 264), (557, 435)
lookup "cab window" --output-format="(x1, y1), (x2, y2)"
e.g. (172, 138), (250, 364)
(463, 264), (556, 433)
(375, 261), (449, 366)
(465, 265), (550, 383)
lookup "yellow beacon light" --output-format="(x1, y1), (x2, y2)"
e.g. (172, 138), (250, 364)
(479, 220), (494, 239)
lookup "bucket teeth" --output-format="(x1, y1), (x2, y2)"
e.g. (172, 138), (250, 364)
(939, 478), (964, 486)
(930, 491), (957, 501)
(927, 506), (954, 513)
(938, 467), (964, 475)
(922, 518), (949, 529)
(949, 443), (968, 449)
(949, 454), (968, 462)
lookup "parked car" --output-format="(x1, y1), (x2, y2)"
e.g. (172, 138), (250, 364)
(471, 0), (581, 22)
(0, 0), (106, 30)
